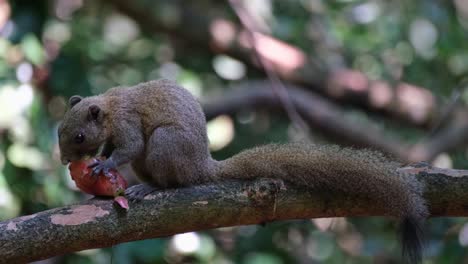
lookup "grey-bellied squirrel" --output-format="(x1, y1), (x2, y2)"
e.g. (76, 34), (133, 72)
(58, 79), (428, 263)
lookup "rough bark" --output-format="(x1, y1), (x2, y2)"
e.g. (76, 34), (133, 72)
(1, 164), (468, 263)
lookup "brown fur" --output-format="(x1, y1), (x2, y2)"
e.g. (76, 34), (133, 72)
(58, 79), (428, 263)
(218, 143), (427, 220)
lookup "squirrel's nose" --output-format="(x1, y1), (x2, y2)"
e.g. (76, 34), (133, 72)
(61, 157), (70, 165)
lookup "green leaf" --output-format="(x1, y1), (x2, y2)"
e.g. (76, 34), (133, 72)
(20, 34), (45, 66)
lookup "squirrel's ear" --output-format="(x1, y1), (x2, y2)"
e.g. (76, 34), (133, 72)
(88, 105), (101, 121)
(69, 96), (82, 108)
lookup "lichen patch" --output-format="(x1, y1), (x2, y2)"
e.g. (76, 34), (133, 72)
(19, 214), (37, 221)
(144, 192), (164, 200)
(4, 214), (37, 231)
(192, 201), (208, 205)
(51, 205), (110, 226)
(144, 194), (157, 200)
(6, 222), (18, 231)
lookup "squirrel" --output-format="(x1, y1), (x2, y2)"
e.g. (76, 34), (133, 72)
(58, 79), (428, 263)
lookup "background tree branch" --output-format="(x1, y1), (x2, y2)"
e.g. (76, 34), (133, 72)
(203, 81), (468, 162)
(408, 117), (468, 162)
(203, 80), (407, 159)
(100, 0), (459, 128)
(1, 164), (468, 263)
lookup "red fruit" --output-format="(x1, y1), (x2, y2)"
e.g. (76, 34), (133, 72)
(69, 157), (128, 198)
(69, 157), (99, 194)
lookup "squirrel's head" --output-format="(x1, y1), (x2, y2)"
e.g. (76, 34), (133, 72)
(58, 95), (109, 165)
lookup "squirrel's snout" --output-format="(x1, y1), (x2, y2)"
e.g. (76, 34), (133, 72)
(61, 157), (70, 165)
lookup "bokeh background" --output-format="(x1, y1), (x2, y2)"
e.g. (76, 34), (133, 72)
(1, 0), (468, 263)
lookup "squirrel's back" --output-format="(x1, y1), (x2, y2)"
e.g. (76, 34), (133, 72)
(104, 79), (208, 140)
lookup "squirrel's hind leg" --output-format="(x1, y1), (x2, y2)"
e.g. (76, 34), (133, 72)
(125, 184), (158, 202)
(145, 126), (206, 187)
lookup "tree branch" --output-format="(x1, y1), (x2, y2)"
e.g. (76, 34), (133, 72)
(1, 164), (468, 263)
(202, 80), (407, 159)
(203, 81), (468, 162)
(407, 113), (468, 162)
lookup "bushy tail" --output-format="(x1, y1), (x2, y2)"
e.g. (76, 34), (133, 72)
(216, 143), (428, 263)
(401, 216), (425, 264)
(399, 169), (428, 264)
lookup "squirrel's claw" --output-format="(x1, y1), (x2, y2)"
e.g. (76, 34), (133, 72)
(125, 184), (158, 202)
(87, 162), (100, 178)
(88, 159), (115, 177)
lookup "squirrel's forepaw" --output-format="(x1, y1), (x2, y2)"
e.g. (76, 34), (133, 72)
(88, 158), (116, 177)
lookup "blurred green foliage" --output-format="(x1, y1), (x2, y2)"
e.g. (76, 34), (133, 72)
(1, 0), (468, 263)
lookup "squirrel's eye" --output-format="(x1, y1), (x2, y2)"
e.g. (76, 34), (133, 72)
(74, 133), (85, 144)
